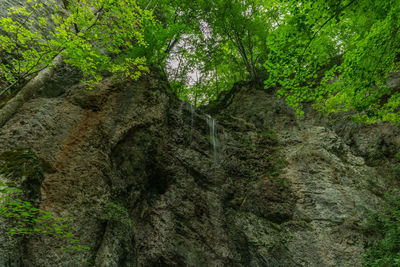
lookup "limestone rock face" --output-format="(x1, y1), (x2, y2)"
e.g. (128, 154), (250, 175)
(0, 73), (397, 266)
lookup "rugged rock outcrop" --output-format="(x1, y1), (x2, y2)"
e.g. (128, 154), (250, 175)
(0, 69), (399, 266)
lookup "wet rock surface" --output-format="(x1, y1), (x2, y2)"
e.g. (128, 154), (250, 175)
(0, 73), (398, 266)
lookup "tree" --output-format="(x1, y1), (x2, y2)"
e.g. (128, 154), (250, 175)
(2, 0), (399, 124)
(264, 0), (400, 123)
(201, 0), (276, 81)
(0, 0), (155, 126)
(144, 0), (278, 105)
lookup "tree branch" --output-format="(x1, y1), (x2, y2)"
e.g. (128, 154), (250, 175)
(300, 0), (357, 61)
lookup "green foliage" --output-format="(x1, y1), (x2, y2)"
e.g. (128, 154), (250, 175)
(257, 129), (278, 143)
(2, 0), (399, 123)
(0, 184), (89, 253)
(0, 0), (156, 92)
(363, 190), (400, 266)
(264, 0), (400, 123)
(141, 0), (276, 105)
(0, 150), (88, 254)
(101, 201), (133, 228)
(150, 0), (400, 121)
(0, 2), (59, 85)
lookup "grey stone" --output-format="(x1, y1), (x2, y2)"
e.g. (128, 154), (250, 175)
(0, 72), (397, 266)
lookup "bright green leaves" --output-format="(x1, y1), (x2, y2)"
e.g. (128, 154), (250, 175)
(2, 0), (398, 124)
(0, 150), (89, 254)
(205, 0), (273, 80)
(0, 3), (59, 87)
(53, 0), (156, 85)
(101, 201), (134, 228)
(110, 56), (149, 80)
(264, 0), (400, 123)
(0, 0), (157, 92)
(0, 184), (89, 253)
(150, 0), (279, 105)
(265, 0), (342, 116)
(364, 190), (400, 266)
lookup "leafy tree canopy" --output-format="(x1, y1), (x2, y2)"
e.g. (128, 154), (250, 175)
(0, 0), (155, 93)
(1, 0), (399, 123)
(265, 0), (400, 123)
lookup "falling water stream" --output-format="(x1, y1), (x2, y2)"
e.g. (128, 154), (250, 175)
(206, 114), (218, 163)
(183, 102), (219, 163)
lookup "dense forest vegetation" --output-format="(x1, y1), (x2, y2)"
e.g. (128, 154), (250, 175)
(1, 0), (400, 123)
(1, 0), (400, 266)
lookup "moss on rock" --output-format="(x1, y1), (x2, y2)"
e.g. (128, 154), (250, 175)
(0, 149), (48, 201)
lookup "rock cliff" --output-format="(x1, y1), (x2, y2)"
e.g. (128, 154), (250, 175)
(0, 68), (399, 266)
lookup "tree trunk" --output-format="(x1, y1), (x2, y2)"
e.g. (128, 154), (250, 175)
(0, 54), (64, 128)
(215, 63), (219, 98)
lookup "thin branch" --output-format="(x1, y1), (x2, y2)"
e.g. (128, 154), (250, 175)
(0, 80), (20, 98)
(165, 36), (180, 54)
(144, 0), (153, 11)
(83, 6), (104, 33)
(0, 48), (64, 97)
(300, 0), (357, 61)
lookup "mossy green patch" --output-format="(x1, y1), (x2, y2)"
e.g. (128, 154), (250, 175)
(265, 155), (289, 187)
(366, 149), (386, 167)
(0, 150), (89, 257)
(257, 129), (278, 144)
(101, 202), (133, 229)
(260, 130), (289, 187)
(363, 190), (400, 267)
(0, 149), (49, 200)
(0, 149), (42, 180)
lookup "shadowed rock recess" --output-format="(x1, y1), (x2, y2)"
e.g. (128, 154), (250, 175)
(0, 69), (399, 267)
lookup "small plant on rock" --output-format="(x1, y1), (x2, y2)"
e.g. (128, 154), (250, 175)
(0, 184), (89, 253)
(101, 201), (134, 229)
(363, 190), (400, 266)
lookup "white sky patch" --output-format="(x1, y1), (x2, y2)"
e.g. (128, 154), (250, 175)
(165, 34), (204, 88)
(165, 20), (213, 86)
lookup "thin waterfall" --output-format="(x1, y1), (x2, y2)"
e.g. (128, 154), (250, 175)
(189, 104), (195, 128)
(184, 102), (219, 162)
(206, 114), (218, 162)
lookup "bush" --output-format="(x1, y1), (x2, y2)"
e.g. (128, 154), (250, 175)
(363, 190), (400, 266)
(0, 184), (89, 253)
